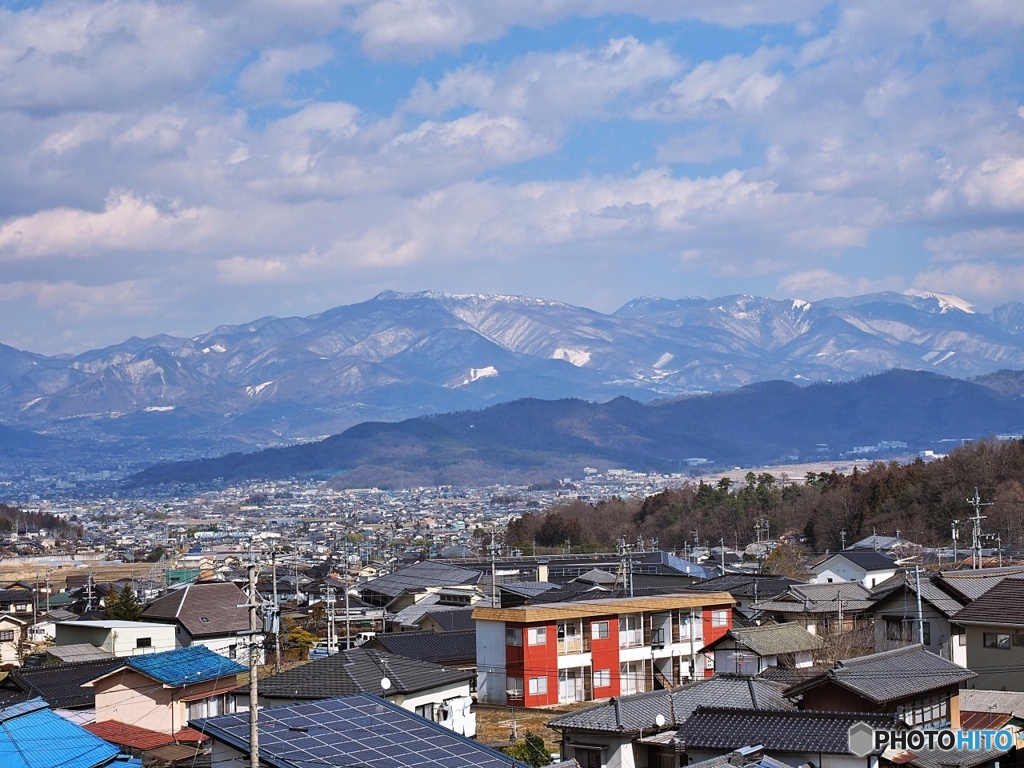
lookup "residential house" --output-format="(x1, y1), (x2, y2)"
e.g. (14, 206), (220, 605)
(950, 576), (1024, 691)
(85, 644), (246, 739)
(0, 615), (28, 667)
(783, 644), (976, 729)
(474, 592), (734, 707)
(358, 560), (483, 614)
(0, 657), (121, 715)
(362, 629), (476, 674)
(0, 589), (34, 619)
(548, 674), (793, 768)
(687, 575), (802, 619)
(870, 573), (968, 662)
(0, 697), (127, 768)
(810, 550), (898, 589)
(54, 620), (176, 657)
(238, 646), (476, 735)
(750, 582), (875, 658)
(705, 622), (824, 675)
(193, 694), (528, 768)
(679, 707), (899, 768)
(139, 580), (263, 662)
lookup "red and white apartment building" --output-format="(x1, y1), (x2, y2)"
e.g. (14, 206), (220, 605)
(473, 592), (734, 707)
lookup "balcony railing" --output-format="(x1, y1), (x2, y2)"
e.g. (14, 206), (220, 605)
(619, 628), (643, 648)
(558, 636), (584, 654)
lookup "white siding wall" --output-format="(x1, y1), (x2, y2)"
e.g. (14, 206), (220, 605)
(476, 620), (507, 705)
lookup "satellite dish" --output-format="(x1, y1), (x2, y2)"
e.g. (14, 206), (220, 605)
(381, 677), (392, 691)
(655, 714), (666, 728)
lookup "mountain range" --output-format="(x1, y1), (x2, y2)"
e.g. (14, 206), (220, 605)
(5, 289), (1024, 469)
(130, 369), (1024, 488)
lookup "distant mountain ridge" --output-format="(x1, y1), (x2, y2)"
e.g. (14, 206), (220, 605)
(5, 290), (1024, 458)
(130, 369), (1024, 488)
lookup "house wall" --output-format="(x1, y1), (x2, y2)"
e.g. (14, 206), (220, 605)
(961, 624), (1024, 692)
(56, 623), (177, 656)
(872, 596), (955, 660)
(0, 617), (23, 666)
(94, 669), (240, 735)
(591, 615), (620, 699)
(476, 619), (507, 704)
(561, 732), (637, 768)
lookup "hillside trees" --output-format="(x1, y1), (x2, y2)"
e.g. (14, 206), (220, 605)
(507, 439), (1024, 553)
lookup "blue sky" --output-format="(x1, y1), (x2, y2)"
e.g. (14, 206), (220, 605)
(1, 0), (1023, 355)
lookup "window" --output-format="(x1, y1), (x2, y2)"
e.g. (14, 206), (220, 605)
(527, 627), (547, 646)
(592, 621), (609, 639)
(1013, 635), (1024, 647)
(557, 621), (583, 654)
(618, 616), (642, 648)
(415, 703), (436, 721)
(711, 610), (729, 627)
(593, 669), (611, 688)
(136, 637), (152, 648)
(574, 746), (602, 768)
(984, 633), (1010, 649)
(0, 630), (13, 642)
(506, 677), (523, 700)
(620, 660), (644, 695)
(680, 610), (702, 642)
(529, 676), (547, 696)
(506, 627), (523, 646)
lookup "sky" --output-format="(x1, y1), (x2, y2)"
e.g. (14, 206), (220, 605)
(1, 1), (1023, 355)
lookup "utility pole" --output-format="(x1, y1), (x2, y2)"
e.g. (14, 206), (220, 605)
(244, 552), (260, 768)
(914, 566), (925, 646)
(951, 521), (960, 566)
(967, 488), (993, 570)
(488, 539), (500, 608)
(271, 550), (281, 674)
(321, 586), (337, 652)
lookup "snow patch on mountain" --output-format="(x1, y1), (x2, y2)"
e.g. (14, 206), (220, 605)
(144, 406), (175, 412)
(904, 291), (975, 314)
(653, 353), (675, 369)
(246, 381), (275, 397)
(553, 348), (591, 366)
(450, 366), (499, 388)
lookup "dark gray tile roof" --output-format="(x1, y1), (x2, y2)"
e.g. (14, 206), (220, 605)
(4, 659), (122, 709)
(829, 550), (897, 571)
(937, 567), (1024, 601)
(256, 647), (473, 701)
(548, 676), (794, 734)
(359, 561), (481, 599)
(870, 575), (967, 618)
(363, 629), (475, 664)
(141, 580), (251, 637)
(194, 694), (528, 768)
(897, 744), (1011, 768)
(951, 576), (1024, 626)
(415, 609), (476, 632)
(784, 644), (976, 703)
(498, 582), (558, 598)
(688, 575), (800, 601)
(752, 582), (874, 614)
(678, 707), (899, 753)
(689, 751), (793, 768)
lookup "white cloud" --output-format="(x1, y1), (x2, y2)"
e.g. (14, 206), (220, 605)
(925, 228), (1024, 262)
(0, 192), (202, 259)
(237, 44), (335, 103)
(776, 269), (905, 300)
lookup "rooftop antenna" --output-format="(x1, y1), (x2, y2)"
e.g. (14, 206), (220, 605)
(967, 488), (993, 570)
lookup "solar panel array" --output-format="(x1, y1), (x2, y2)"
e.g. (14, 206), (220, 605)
(197, 694), (523, 767)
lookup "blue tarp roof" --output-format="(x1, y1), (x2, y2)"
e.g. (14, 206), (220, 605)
(126, 644), (246, 686)
(0, 697), (122, 768)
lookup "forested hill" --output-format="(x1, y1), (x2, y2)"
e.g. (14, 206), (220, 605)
(506, 438), (1024, 553)
(130, 369), (1024, 488)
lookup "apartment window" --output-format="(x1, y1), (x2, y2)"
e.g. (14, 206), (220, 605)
(0, 630), (13, 642)
(529, 676), (548, 696)
(620, 660), (644, 695)
(711, 610), (729, 627)
(680, 610), (703, 641)
(984, 633), (1010, 649)
(415, 703), (436, 722)
(507, 677), (524, 700)
(593, 669), (611, 688)
(618, 616), (642, 648)
(136, 637), (152, 648)
(592, 621), (609, 639)
(527, 627), (547, 646)
(506, 627), (523, 646)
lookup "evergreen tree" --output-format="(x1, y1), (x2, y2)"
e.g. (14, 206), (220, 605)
(105, 584), (143, 621)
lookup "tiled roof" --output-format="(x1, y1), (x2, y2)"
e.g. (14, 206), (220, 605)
(0, 698), (121, 768)
(84, 720), (174, 750)
(364, 629), (475, 664)
(194, 693), (528, 768)
(45, 644), (115, 664)
(687, 575), (799, 601)
(951, 577), (1024, 626)
(678, 707), (898, 753)
(937, 566), (1024, 601)
(359, 561), (481, 599)
(689, 751), (793, 768)
(416, 609), (476, 631)
(752, 582), (874, 614)
(256, 647), (473, 700)
(892, 744), (1012, 768)
(870, 575), (966, 618)
(548, 675), (794, 734)
(822, 550), (897, 571)
(499, 582), (559, 598)
(784, 645), (976, 703)
(960, 689), (1024, 719)
(141, 580), (251, 637)
(103, 644), (246, 687)
(715, 623), (824, 656)
(5, 658), (121, 709)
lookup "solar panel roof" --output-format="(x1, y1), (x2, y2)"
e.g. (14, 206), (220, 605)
(194, 693), (528, 768)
